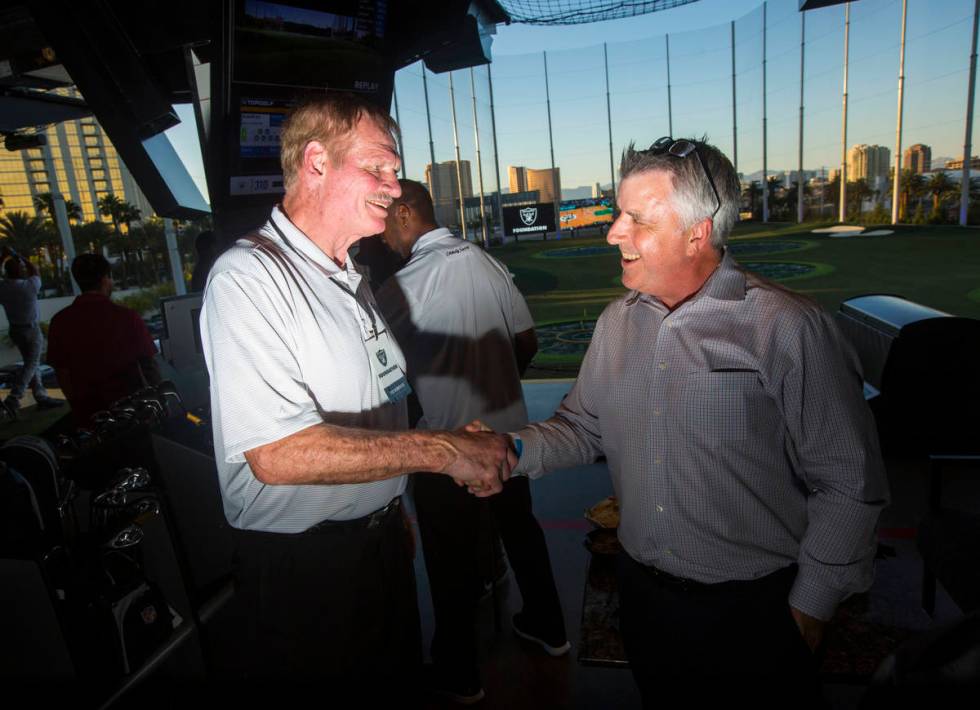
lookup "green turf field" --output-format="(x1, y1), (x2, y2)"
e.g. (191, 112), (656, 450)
(495, 223), (980, 378)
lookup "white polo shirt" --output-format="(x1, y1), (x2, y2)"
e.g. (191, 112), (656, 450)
(375, 228), (534, 434)
(201, 207), (408, 533)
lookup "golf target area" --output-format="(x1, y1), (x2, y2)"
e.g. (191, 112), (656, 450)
(537, 320), (598, 356)
(537, 240), (807, 259)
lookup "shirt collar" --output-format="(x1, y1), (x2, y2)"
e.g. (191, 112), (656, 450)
(625, 248), (746, 309)
(410, 227), (455, 256)
(269, 205), (345, 276)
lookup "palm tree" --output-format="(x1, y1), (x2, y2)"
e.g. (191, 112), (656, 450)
(73, 219), (113, 256)
(742, 181), (762, 218)
(33, 192), (82, 223)
(898, 170), (927, 221)
(97, 193), (124, 231)
(0, 211), (48, 256)
(846, 178), (873, 218)
(927, 172), (956, 213)
(98, 193), (142, 286)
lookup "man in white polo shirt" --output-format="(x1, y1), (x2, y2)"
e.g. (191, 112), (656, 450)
(200, 94), (514, 705)
(375, 180), (568, 704)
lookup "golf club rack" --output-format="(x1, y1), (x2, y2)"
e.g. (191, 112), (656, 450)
(1, 381), (219, 707)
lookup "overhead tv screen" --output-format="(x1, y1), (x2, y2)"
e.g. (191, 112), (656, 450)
(234, 0), (388, 93)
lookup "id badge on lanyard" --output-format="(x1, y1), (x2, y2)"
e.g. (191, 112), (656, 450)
(367, 328), (412, 404)
(330, 277), (412, 405)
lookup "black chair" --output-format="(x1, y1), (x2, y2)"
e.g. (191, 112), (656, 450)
(917, 454), (980, 617)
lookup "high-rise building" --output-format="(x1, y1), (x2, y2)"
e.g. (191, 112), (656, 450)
(425, 160), (473, 228)
(508, 166), (527, 195)
(847, 144), (891, 190)
(903, 144), (931, 174)
(944, 156), (980, 170)
(0, 90), (153, 223)
(509, 165), (561, 204)
(591, 182), (602, 199)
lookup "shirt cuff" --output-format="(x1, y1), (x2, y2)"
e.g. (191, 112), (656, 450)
(788, 569), (845, 622)
(507, 432), (530, 477)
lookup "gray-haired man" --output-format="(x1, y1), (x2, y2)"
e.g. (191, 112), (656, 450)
(508, 137), (889, 703)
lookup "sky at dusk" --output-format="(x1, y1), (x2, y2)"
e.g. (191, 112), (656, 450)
(168, 0), (980, 202)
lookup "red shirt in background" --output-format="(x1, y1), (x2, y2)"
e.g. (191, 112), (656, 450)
(46, 293), (157, 426)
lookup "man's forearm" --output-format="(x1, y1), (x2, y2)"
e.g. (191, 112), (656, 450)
(245, 422), (512, 492)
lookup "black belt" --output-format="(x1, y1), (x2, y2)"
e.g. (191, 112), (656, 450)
(638, 557), (797, 594)
(304, 496), (401, 534)
(9, 322), (36, 328)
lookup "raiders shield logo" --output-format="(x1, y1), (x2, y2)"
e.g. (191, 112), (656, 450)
(520, 207), (538, 226)
(376, 349), (388, 367)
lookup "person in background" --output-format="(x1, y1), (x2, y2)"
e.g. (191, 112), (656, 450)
(190, 230), (217, 292)
(0, 244), (63, 417)
(376, 179), (568, 705)
(46, 253), (159, 426)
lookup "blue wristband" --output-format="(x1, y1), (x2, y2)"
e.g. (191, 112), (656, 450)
(512, 436), (523, 458)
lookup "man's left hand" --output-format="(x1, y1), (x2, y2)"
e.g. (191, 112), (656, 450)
(790, 606), (826, 652)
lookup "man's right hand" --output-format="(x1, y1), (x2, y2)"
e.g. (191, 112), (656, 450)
(437, 429), (516, 497)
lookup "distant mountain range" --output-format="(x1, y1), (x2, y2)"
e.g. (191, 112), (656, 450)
(562, 183), (612, 200)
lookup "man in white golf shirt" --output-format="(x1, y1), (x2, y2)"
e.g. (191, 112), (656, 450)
(200, 94), (514, 705)
(375, 180), (568, 704)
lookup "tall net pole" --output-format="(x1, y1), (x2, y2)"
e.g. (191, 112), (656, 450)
(448, 72), (468, 241)
(604, 43), (616, 205)
(666, 34), (673, 136)
(762, 1), (769, 223)
(960, 0), (980, 225)
(892, 0), (908, 225)
(422, 67), (438, 214)
(544, 51), (560, 240)
(840, 3), (851, 223)
(392, 83), (406, 179)
(798, 11), (806, 224)
(731, 21), (738, 176)
(487, 64), (506, 242)
(470, 68), (489, 248)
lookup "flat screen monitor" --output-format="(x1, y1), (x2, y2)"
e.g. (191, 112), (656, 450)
(233, 0), (388, 93)
(160, 294), (205, 370)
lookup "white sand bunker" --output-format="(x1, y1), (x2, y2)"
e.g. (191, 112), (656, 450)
(860, 229), (894, 236)
(812, 225), (864, 237)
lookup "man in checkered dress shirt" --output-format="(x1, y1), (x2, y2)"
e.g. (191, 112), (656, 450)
(510, 138), (889, 703)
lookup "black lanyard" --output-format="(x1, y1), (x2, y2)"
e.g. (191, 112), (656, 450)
(268, 215), (381, 340)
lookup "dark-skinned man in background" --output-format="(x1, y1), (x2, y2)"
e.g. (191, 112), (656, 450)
(375, 180), (567, 704)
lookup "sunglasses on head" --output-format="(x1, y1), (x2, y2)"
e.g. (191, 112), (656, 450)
(645, 136), (722, 219)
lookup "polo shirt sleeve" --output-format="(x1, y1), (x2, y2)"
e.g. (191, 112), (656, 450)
(509, 278), (534, 334)
(202, 269), (325, 464)
(782, 308), (890, 620)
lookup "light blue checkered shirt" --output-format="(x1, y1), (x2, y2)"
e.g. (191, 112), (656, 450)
(515, 250), (889, 620)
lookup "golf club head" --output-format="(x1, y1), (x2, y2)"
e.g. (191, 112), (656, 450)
(112, 467), (151, 492)
(106, 524), (144, 550)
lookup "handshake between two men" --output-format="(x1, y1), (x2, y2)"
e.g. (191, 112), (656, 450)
(440, 420), (514, 497)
